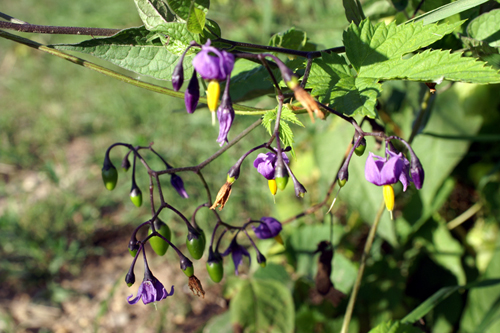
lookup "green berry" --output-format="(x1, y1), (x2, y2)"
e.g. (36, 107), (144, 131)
(130, 187), (142, 207)
(275, 176), (289, 191)
(102, 164), (118, 191)
(206, 261), (224, 283)
(148, 220), (171, 256)
(186, 228), (206, 260)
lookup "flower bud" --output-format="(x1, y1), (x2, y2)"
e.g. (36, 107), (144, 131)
(130, 186), (142, 207)
(125, 270), (135, 287)
(170, 174), (189, 199)
(121, 156), (131, 172)
(172, 61), (184, 91)
(410, 157), (425, 190)
(256, 252), (267, 268)
(101, 157), (118, 191)
(185, 71), (200, 114)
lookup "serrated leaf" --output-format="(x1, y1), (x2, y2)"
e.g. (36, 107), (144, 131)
(230, 279), (294, 333)
(368, 320), (423, 333)
(133, 0), (174, 30)
(306, 52), (351, 97)
(52, 25), (200, 81)
(268, 27), (314, 52)
(467, 9), (500, 47)
(166, 0), (209, 21)
(344, 19), (462, 72)
(187, 6), (206, 34)
(262, 105), (304, 157)
(359, 49), (500, 83)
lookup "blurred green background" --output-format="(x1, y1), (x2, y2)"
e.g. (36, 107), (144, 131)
(2, 0), (500, 332)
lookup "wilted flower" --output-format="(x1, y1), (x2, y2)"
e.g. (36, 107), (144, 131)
(253, 152), (290, 180)
(216, 81), (235, 146)
(127, 274), (174, 305)
(210, 181), (232, 211)
(252, 217), (282, 239)
(170, 174), (189, 198)
(222, 238), (250, 275)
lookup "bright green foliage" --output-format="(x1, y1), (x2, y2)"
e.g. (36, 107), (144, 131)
(166, 0), (209, 22)
(186, 7), (206, 34)
(133, 0), (174, 31)
(262, 105), (304, 157)
(54, 25), (200, 81)
(307, 19), (500, 118)
(467, 9), (500, 47)
(368, 320), (423, 333)
(268, 27), (315, 52)
(230, 278), (294, 333)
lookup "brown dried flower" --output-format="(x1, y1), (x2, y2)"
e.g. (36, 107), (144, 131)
(188, 275), (205, 298)
(292, 86), (326, 122)
(210, 181), (232, 211)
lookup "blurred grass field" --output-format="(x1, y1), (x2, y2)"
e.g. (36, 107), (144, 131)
(0, 0), (352, 331)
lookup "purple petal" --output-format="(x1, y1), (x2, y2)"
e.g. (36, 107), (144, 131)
(365, 152), (384, 185)
(380, 152), (403, 185)
(216, 103), (235, 147)
(253, 217), (282, 239)
(127, 280), (145, 304)
(253, 153), (277, 180)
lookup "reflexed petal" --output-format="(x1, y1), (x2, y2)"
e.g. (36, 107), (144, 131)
(127, 281), (145, 304)
(365, 152), (384, 185)
(253, 217), (282, 239)
(379, 153), (403, 185)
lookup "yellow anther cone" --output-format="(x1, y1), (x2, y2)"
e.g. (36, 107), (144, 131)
(207, 80), (220, 112)
(383, 185), (395, 220)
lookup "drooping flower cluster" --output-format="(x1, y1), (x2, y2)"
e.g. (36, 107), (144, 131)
(173, 40), (236, 146)
(253, 152), (290, 180)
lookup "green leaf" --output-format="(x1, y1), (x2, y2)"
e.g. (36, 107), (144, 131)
(461, 234), (500, 332)
(368, 320), (423, 333)
(230, 278), (294, 333)
(186, 6), (206, 34)
(229, 60), (276, 102)
(268, 28), (314, 52)
(166, 0), (209, 21)
(306, 52), (381, 118)
(343, 19), (462, 72)
(133, 0), (174, 31)
(342, 0), (366, 25)
(402, 279), (500, 325)
(467, 9), (500, 47)
(203, 311), (233, 333)
(411, 0), (490, 26)
(53, 25), (200, 81)
(262, 105), (304, 157)
(359, 49), (500, 83)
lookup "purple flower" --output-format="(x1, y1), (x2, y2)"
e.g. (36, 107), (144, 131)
(185, 71), (200, 114)
(365, 149), (412, 191)
(193, 40), (235, 81)
(253, 152), (290, 180)
(170, 174), (189, 198)
(127, 276), (174, 305)
(222, 239), (250, 275)
(253, 217), (282, 239)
